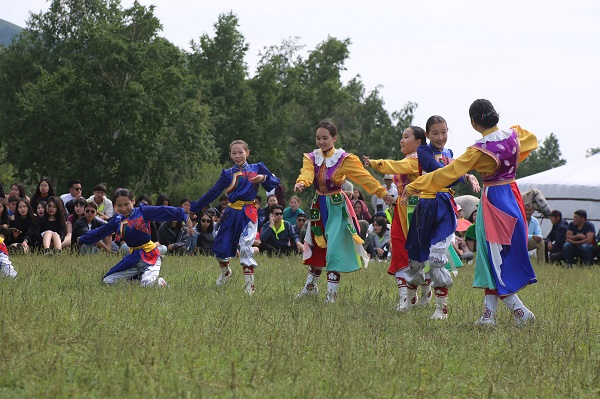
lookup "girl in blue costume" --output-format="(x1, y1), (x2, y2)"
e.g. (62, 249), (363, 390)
(294, 119), (394, 303)
(190, 140), (280, 295)
(404, 115), (480, 320)
(403, 99), (537, 326)
(78, 189), (193, 286)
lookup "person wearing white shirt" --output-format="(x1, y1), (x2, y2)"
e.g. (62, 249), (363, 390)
(60, 180), (83, 213)
(87, 184), (114, 221)
(525, 203), (544, 263)
(371, 174), (398, 213)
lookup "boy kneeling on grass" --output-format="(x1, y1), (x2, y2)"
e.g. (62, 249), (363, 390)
(0, 225), (18, 278)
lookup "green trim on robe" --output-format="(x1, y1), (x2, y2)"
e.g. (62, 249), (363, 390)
(324, 196), (361, 273)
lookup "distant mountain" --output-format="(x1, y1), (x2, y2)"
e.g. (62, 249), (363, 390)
(0, 19), (23, 47)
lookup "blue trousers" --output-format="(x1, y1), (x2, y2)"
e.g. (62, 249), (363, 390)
(562, 242), (595, 265)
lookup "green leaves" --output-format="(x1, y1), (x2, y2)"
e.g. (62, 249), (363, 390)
(0, 0), (210, 192)
(0, 4), (417, 197)
(517, 133), (566, 178)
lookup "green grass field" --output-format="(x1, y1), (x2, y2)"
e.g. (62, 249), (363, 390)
(0, 253), (598, 398)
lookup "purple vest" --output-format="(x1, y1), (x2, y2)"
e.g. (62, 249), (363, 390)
(470, 129), (520, 184)
(307, 150), (349, 193)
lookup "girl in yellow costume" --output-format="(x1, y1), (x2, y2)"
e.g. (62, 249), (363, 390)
(363, 126), (430, 311)
(403, 99), (537, 326)
(294, 119), (394, 303)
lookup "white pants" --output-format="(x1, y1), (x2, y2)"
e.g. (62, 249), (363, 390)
(0, 253), (17, 278)
(406, 233), (454, 287)
(238, 220), (258, 267)
(102, 257), (162, 286)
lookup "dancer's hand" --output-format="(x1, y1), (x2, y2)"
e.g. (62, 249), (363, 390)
(400, 185), (418, 205)
(187, 219), (195, 237)
(250, 174), (265, 184)
(383, 194), (396, 205)
(362, 156), (372, 167)
(294, 182), (305, 193)
(467, 174), (481, 194)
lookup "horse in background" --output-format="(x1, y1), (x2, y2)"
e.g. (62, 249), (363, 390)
(454, 188), (551, 220)
(454, 195), (479, 220)
(521, 188), (552, 218)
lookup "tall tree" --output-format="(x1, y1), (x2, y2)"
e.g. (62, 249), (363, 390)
(188, 12), (257, 163)
(248, 36), (416, 182)
(517, 133), (566, 178)
(0, 0), (214, 192)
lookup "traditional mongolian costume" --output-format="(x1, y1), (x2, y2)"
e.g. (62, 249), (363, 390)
(0, 235), (17, 278)
(404, 143), (465, 319)
(406, 126), (537, 326)
(295, 147), (388, 302)
(79, 205), (189, 286)
(191, 162), (279, 294)
(369, 152), (432, 310)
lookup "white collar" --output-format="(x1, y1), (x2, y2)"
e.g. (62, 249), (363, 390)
(475, 129), (512, 144)
(313, 148), (345, 167)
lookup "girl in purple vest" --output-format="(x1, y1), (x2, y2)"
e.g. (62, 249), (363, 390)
(402, 99), (537, 326)
(294, 119), (394, 303)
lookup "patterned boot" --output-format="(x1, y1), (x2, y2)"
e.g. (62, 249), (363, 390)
(394, 275), (407, 311)
(502, 293), (535, 327)
(398, 284), (418, 312)
(474, 289), (498, 326)
(417, 278), (432, 307)
(216, 261), (232, 287)
(243, 266), (255, 295)
(324, 271), (340, 303)
(430, 287), (449, 320)
(297, 267), (322, 298)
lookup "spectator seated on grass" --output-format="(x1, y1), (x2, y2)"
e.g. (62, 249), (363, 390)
(8, 198), (39, 254)
(87, 184), (114, 221)
(157, 220), (189, 255)
(259, 205), (302, 256)
(291, 212), (308, 244)
(454, 217), (473, 262)
(194, 211), (215, 256)
(366, 217), (390, 261)
(563, 209), (596, 267)
(283, 195), (305, 226)
(72, 202), (111, 254)
(544, 210), (568, 263)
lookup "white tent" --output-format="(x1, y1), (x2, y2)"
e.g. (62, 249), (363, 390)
(516, 154), (600, 236)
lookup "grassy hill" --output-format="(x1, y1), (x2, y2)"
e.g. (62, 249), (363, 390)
(0, 18), (23, 47)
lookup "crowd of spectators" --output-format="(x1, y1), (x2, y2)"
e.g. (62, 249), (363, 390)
(2, 178), (599, 266)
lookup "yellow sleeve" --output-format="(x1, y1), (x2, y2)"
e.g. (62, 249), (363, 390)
(338, 154), (388, 198)
(370, 158), (420, 176)
(0, 237), (4, 245)
(296, 154), (315, 187)
(512, 125), (539, 162)
(408, 147), (486, 192)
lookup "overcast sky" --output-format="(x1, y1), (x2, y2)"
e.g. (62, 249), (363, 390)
(3, 0), (599, 163)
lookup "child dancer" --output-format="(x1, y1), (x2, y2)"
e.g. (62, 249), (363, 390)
(294, 119), (394, 303)
(403, 99), (537, 326)
(404, 116), (480, 320)
(190, 140), (280, 295)
(78, 189), (193, 286)
(0, 225), (18, 278)
(363, 126), (430, 310)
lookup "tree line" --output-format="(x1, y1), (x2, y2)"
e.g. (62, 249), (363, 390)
(0, 0), (567, 201)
